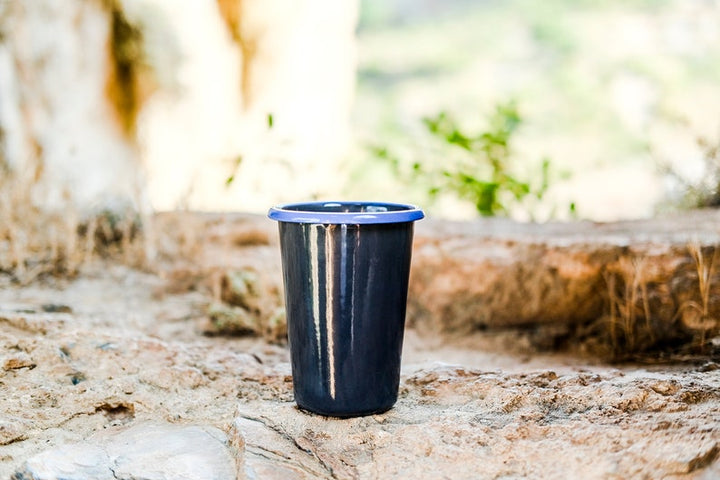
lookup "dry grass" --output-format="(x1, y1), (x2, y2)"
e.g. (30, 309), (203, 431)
(602, 245), (720, 359)
(0, 164), (148, 285)
(675, 243), (720, 350)
(604, 257), (654, 354)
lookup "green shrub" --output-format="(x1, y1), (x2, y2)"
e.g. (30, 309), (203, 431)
(419, 102), (568, 218)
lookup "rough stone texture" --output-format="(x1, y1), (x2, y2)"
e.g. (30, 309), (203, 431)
(12, 422), (239, 480)
(153, 210), (720, 355)
(2, 295), (717, 479)
(0, 211), (719, 479)
(235, 365), (720, 479)
(410, 210), (720, 335)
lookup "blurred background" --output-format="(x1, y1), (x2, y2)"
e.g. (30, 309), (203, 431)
(353, 0), (720, 221)
(1, 0), (719, 222)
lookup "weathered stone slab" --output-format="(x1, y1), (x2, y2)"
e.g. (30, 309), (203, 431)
(12, 422), (240, 480)
(153, 210), (720, 354)
(0, 257), (718, 479)
(410, 210), (720, 325)
(236, 363), (720, 480)
(409, 210), (720, 353)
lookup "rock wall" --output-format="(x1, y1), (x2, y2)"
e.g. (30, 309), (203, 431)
(409, 211), (720, 355)
(150, 209), (720, 357)
(0, 0), (358, 214)
(0, 0), (144, 214)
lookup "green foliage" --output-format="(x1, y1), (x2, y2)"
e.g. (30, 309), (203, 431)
(417, 102), (557, 217)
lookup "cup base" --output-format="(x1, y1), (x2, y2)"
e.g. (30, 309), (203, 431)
(295, 402), (395, 419)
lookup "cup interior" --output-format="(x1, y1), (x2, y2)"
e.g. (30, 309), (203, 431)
(281, 202), (412, 214)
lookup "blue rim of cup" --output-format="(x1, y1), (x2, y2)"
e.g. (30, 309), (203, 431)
(268, 201), (425, 224)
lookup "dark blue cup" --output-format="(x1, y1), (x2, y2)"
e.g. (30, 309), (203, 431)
(268, 201), (424, 417)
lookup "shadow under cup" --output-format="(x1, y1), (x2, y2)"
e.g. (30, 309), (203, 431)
(268, 202), (424, 417)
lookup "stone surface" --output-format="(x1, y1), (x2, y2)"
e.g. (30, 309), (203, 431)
(12, 422), (239, 480)
(0, 211), (719, 479)
(153, 210), (720, 355)
(235, 364), (720, 479)
(409, 211), (720, 348)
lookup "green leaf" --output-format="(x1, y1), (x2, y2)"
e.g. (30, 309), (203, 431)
(225, 155), (243, 188)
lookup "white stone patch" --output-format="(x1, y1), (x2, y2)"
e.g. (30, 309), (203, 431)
(13, 422), (239, 480)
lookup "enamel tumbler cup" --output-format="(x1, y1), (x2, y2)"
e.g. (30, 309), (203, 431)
(268, 201), (424, 417)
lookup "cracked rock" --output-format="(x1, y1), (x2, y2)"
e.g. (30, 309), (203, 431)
(12, 422), (240, 480)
